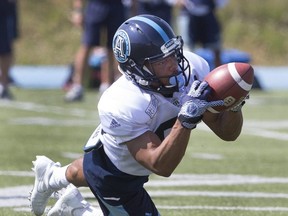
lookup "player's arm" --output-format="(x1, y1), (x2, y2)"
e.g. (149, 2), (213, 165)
(126, 119), (192, 177)
(203, 110), (243, 141)
(202, 94), (249, 141)
(126, 81), (223, 177)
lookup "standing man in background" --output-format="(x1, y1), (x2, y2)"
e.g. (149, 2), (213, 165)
(133, 0), (174, 25)
(0, 0), (19, 100)
(182, 0), (228, 68)
(65, 0), (125, 102)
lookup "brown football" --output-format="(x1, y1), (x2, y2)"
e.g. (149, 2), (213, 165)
(204, 62), (254, 112)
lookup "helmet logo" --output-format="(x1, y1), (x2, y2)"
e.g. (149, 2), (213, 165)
(113, 30), (130, 63)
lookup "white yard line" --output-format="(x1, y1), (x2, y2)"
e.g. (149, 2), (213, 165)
(3, 173), (288, 213)
(9, 117), (97, 127)
(0, 100), (96, 117)
(2, 174), (288, 208)
(2, 172), (288, 186)
(2, 101), (288, 141)
(198, 120), (288, 141)
(157, 205), (288, 212)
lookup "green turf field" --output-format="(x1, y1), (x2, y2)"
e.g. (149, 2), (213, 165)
(1, 87), (288, 216)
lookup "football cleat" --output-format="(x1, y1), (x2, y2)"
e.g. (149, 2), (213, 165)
(0, 84), (13, 100)
(47, 184), (103, 216)
(30, 156), (61, 216)
(64, 85), (83, 102)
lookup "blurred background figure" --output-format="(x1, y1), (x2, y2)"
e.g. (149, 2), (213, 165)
(65, 0), (125, 102)
(0, 0), (19, 100)
(179, 0), (228, 68)
(130, 0), (174, 25)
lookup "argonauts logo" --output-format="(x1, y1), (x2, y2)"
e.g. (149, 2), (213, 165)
(112, 30), (131, 63)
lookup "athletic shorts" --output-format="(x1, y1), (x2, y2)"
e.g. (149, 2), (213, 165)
(83, 146), (160, 216)
(0, 3), (18, 55)
(137, 2), (172, 25)
(188, 12), (221, 49)
(82, 1), (125, 47)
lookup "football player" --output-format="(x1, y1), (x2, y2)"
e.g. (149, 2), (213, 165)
(30, 15), (244, 216)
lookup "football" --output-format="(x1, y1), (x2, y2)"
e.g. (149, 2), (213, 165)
(204, 62), (254, 113)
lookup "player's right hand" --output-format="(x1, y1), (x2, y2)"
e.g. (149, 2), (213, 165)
(178, 81), (224, 129)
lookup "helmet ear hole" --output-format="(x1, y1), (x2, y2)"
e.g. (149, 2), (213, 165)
(136, 28), (143, 34)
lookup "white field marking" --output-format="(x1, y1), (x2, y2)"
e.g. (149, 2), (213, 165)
(197, 120), (288, 141)
(191, 153), (223, 160)
(12, 205), (288, 213)
(7, 116), (288, 142)
(2, 100), (288, 141)
(0, 185), (32, 207)
(62, 152), (83, 159)
(4, 184), (288, 210)
(157, 205), (288, 212)
(9, 117), (97, 127)
(0, 170), (34, 177)
(148, 190), (288, 199)
(243, 127), (288, 141)
(0, 100), (96, 117)
(3, 171), (288, 186)
(245, 120), (288, 129)
(146, 174), (288, 187)
(79, 188), (288, 199)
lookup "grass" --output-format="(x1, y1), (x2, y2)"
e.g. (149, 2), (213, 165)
(1, 88), (288, 215)
(2, 1), (288, 214)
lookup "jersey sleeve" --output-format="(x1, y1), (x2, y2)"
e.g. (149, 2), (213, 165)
(98, 87), (157, 144)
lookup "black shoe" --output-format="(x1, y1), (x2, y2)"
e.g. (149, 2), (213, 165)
(0, 86), (14, 100)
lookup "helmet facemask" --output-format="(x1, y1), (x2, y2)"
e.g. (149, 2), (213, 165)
(126, 36), (191, 97)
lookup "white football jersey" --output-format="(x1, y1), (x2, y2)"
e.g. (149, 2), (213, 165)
(95, 51), (210, 176)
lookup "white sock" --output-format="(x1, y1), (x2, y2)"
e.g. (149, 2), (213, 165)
(49, 165), (70, 190)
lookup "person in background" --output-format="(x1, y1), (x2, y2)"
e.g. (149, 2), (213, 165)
(181, 0), (228, 68)
(30, 15), (246, 216)
(65, 0), (125, 102)
(131, 0), (174, 25)
(0, 0), (19, 100)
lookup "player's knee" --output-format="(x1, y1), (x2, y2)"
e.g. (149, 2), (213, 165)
(66, 164), (79, 182)
(65, 158), (87, 186)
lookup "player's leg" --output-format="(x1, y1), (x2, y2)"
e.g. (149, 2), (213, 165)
(202, 12), (222, 68)
(30, 156), (87, 215)
(64, 43), (91, 102)
(83, 147), (160, 216)
(47, 184), (103, 216)
(98, 3), (125, 94)
(94, 187), (160, 216)
(65, 1), (102, 102)
(0, 15), (14, 99)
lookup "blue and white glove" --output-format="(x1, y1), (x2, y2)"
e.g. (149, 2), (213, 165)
(178, 80), (224, 129)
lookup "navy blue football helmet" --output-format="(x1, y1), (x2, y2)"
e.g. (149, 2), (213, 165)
(112, 14), (191, 97)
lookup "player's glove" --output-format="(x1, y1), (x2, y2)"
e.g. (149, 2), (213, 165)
(178, 80), (224, 129)
(230, 94), (250, 112)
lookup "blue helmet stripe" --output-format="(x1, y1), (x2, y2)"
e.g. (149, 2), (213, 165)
(129, 16), (170, 42)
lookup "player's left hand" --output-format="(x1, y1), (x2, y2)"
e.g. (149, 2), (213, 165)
(178, 81), (224, 129)
(229, 94), (250, 112)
